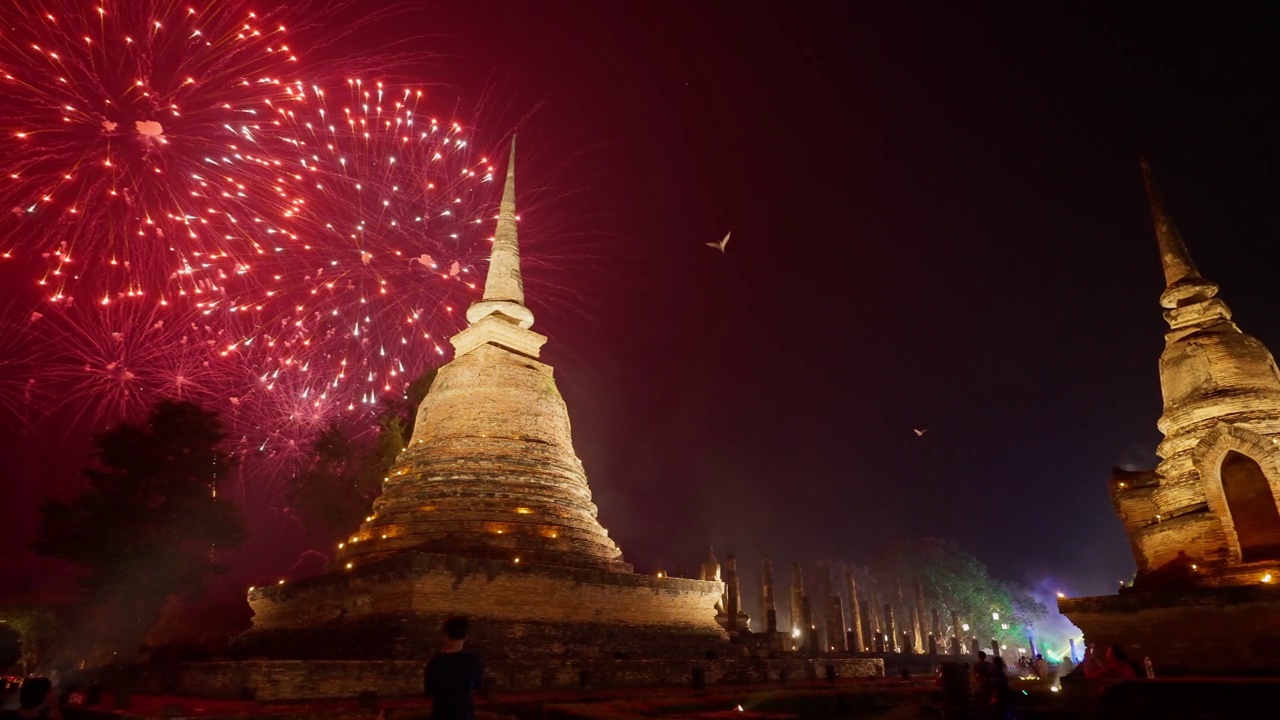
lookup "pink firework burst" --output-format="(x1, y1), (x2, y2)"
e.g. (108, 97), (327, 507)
(29, 298), (236, 429)
(0, 0), (309, 300)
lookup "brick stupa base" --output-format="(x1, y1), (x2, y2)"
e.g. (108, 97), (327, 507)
(1059, 585), (1280, 676)
(233, 552), (728, 662)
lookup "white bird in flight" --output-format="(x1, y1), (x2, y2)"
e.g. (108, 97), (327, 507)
(706, 231), (731, 253)
(913, 428), (928, 437)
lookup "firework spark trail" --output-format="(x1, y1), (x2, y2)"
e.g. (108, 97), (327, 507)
(0, 0), (428, 302)
(0, 0), (310, 300)
(0, 0), (498, 438)
(205, 78), (496, 413)
(0, 2), (607, 539)
(27, 298), (237, 429)
(0, 301), (56, 429)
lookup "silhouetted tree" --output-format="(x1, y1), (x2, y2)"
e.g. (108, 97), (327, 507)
(288, 369), (436, 545)
(0, 607), (63, 674)
(870, 538), (1046, 651)
(0, 624), (20, 672)
(34, 401), (246, 660)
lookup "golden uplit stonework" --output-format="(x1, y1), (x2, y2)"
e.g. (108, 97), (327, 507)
(1059, 163), (1280, 675)
(1110, 162), (1280, 586)
(241, 140), (727, 661)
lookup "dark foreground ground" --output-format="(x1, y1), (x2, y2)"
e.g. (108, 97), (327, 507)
(59, 676), (1280, 720)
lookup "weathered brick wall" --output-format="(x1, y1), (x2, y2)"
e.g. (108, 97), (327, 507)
(118, 657), (884, 701)
(1059, 586), (1280, 674)
(1135, 289), (1280, 580)
(342, 339), (629, 574)
(247, 552), (724, 633)
(238, 552), (728, 661)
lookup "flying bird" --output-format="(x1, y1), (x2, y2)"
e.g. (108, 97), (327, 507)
(913, 428), (928, 437)
(706, 231), (731, 253)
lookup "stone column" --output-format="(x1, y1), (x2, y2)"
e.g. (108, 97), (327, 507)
(846, 571), (864, 653)
(1068, 638), (1078, 663)
(902, 631), (913, 655)
(931, 607), (942, 640)
(893, 577), (907, 642)
(824, 567), (846, 652)
(801, 596), (817, 655)
(951, 610), (963, 656)
(913, 580), (927, 653)
(789, 562), (805, 639)
(868, 588), (882, 638)
(761, 556), (778, 634)
(724, 554), (741, 634)
(1028, 635), (1037, 658)
(883, 603), (897, 652)
(910, 607), (924, 654)
(928, 633), (939, 655)
(991, 639), (1000, 660)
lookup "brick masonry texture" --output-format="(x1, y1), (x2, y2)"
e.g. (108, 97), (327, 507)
(1060, 171), (1280, 675)
(239, 552), (728, 660)
(1058, 586), (1280, 675)
(1105, 172), (1280, 584)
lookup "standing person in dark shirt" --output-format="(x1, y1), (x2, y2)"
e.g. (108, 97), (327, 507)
(424, 616), (484, 720)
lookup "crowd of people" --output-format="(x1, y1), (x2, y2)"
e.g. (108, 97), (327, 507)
(0, 676), (60, 720)
(952, 643), (1144, 717)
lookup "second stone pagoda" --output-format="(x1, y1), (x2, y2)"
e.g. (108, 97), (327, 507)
(239, 140), (727, 660)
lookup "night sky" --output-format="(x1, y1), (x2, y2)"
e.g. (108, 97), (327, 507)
(4, 1), (1280, 606)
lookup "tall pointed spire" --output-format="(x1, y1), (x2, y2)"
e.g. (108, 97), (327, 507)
(1141, 158), (1202, 288)
(465, 137), (534, 330)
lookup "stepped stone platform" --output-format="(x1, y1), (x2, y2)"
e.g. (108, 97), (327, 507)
(235, 552), (727, 662)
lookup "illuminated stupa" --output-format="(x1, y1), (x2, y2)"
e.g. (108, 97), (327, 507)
(1060, 161), (1280, 674)
(336, 139), (629, 573)
(239, 140), (726, 660)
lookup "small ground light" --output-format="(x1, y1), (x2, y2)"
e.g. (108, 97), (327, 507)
(514, 557), (520, 563)
(345, 562), (353, 569)
(1263, 573), (1273, 583)
(657, 571), (665, 578)
(1056, 592), (1065, 598)
(278, 579), (285, 585)
(248, 586), (255, 591)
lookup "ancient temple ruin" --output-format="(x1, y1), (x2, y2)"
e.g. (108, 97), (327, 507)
(237, 140), (728, 660)
(1059, 161), (1280, 674)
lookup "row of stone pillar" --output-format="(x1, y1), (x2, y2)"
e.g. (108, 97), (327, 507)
(761, 557), (1021, 657)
